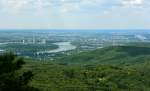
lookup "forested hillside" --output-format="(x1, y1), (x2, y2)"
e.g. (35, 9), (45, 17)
(59, 46), (150, 66)
(22, 60), (150, 91)
(22, 46), (150, 91)
(1, 45), (150, 91)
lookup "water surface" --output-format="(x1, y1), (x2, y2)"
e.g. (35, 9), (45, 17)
(37, 42), (76, 54)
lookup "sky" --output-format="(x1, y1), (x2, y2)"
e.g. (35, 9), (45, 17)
(0, 0), (150, 29)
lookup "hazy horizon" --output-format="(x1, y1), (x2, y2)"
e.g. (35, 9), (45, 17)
(0, 29), (149, 31)
(0, 0), (150, 29)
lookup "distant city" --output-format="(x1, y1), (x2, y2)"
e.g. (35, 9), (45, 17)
(0, 30), (150, 60)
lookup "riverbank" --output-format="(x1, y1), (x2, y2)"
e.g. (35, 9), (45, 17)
(37, 42), (76, 54)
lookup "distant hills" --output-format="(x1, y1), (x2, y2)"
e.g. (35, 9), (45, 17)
(59, 46), (150, 66)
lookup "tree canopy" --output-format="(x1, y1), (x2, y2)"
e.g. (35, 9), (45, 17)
(0, 53), (38, 91)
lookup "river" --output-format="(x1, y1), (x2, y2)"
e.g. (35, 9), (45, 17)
(0, 49), (4, 52)
(0, 43), (4, 52)
(37, 42), (76, 54)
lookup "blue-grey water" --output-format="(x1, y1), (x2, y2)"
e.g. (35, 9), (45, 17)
(37, 42), (76, 54)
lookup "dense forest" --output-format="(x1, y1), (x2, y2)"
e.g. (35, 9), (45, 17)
(1, 45), (150, 91)
(59, 46), (150, 66)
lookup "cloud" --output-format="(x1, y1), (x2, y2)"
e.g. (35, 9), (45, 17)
(61, 3), (80, 13)
(80, 0), (104, 5)
(0, 0), (148, 13)
(121, 0), (144, 7)
(0, 0), (149, 29)
(0, 0), (117, 14)
(0, 0), (28, 12)
(0, 0), (53, 13)
(122, 0), (143, 5)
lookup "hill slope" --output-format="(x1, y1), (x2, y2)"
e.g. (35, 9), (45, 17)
(20, 45), (150, 91)
(59, 46), (150, 65)
(21, 60), (150, 91)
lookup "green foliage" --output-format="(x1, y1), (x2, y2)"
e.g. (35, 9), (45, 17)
(2, 45), (150, 91)
(0, 53), (38, 91)
(20, 60), (150, 91)
(64, 69), (76, 78)
(59, 46), (150, 66)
